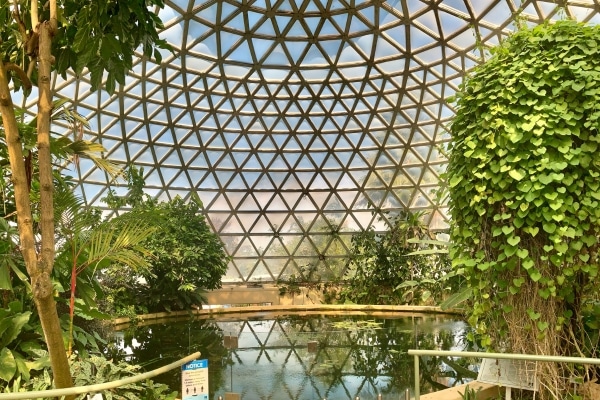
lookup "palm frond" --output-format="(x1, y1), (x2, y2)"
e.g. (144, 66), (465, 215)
(53, 189), (99, 239)
(82, 221), (156, 272)
(53, 137), (124, 179)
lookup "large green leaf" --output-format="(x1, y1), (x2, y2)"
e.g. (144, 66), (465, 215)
(0, 311), (31, 349)
(0, 348), (16, 382)
(439, 287), (472, 311)
(0, 264), (11, 291)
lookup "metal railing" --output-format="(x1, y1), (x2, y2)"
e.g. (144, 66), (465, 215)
(0, 351), (201, 400)
(408, 349), (600, 400)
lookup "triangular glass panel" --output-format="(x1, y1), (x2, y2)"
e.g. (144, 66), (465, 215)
(253, 174), (275, 191)
(262, 256), (286, 280)
(240, 171), (261, 189)
(296, 195), (317, 212)
(303, 43), (329, 66)
(236, 196), (261, 212)
(402, 148), (422, 165)
(249, 214), (271, 234)
(347, 153), (368, 170)
(421, 167), (440, 185)
(228, 173), (248, 190)
(364, 171), (386, 189)
(429, 209), (450, 230)
(396, 187), (415, 206)
(322, 170), (342, 187)
(265, 212), (289, 231)
(221, 262), (242, 283)
(216, 153), (236, 169)
(337, 172), (359, 190)
(197, 171), (220, 190)
(234, 256), (259, 281)
(237, 212), (260, 232)
(312, 173), (330, 190)
(266, 193), (290, 211)
(280, 191), (302, 209)
(411, 189), (433, 208)
(224, 190), (248, 210)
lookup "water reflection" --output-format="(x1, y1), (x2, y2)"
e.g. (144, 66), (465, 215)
(111, 313), (476, 399)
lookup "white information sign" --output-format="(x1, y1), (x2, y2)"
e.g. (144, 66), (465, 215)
(181, 359), (209, 400)
(478, 358), (538, 391)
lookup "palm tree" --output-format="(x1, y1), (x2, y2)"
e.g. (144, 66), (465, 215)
(1, 100), (157, 364)
(54, 189), (156, 355)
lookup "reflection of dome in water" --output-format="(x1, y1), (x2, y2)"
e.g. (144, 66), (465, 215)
(25, 1), (600, 282)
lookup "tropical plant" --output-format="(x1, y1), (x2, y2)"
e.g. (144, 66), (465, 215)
(0, 301), (50, 384)
(1, 355), (178, 400)
(446, 19), (600, 398)
(53, 189), (157, 355)
(0, 0), (169, 392)
(336, 210), (452, 305)
(102, 178), (229, 313)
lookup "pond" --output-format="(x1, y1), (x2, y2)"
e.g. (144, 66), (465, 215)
(111, 311), (477, 399)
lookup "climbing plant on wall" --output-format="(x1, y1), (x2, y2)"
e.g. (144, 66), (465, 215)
(446, 19), (600, 399)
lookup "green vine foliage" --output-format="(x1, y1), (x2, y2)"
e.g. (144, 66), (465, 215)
(446, 20), (600, 350)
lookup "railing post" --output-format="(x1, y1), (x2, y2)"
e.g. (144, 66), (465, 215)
(414, 354), (420, 400)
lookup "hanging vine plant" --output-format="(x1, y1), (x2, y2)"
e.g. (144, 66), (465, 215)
(446, 19), (600, 398)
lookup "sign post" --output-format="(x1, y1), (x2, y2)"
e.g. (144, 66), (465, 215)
(181, 359), (209, 400)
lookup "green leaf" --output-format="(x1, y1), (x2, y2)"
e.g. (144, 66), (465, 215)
(572, 81), (585, 91)
(527, 308), (541, 320)
(0, 265), (11, 291)
(529, 269), (542, 282)
(516, 248), (529, 259)
(543, 222), (556, 234)
(507, 235), (521, 246)
(579, 253), (590, 262)
(555, 242), (568, 254)
(396, 280), (419, 289)
(0, 348), (16, 382)
(509, 169), (526, 181)
(0, 312), (31, 349)
(440, 287), (472, 310)
(502, 225), (514, 235)
(522, 259), (534, 270)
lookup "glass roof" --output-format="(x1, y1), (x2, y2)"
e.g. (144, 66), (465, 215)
(20, 0), (600, 282)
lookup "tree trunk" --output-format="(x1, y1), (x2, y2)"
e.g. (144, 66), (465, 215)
(37, 21), (75, 398)
(0, 28), (74, 400)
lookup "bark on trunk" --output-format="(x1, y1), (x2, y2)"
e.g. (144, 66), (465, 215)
(36, 21), (75, 398)
(37, 22), (55, 287)
(0, 27), (74, 400)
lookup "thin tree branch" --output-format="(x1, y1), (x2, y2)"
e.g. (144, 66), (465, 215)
(30, 0), (38, 27)
(11, 0), (28, 38)
(4, 63), (32, 92)
(49, 0), (57, 32)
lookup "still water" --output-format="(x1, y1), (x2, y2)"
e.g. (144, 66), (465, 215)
(112, 312), (476, 399)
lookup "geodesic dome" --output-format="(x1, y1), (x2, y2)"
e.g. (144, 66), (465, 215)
(20, 0), (600, 282)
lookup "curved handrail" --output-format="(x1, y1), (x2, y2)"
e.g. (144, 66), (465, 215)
(0, 351), (201, 400)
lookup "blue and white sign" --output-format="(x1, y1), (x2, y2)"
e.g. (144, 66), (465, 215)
(181, 359), (209, 400)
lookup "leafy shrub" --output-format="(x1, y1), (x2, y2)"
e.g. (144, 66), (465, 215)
(1, 355), (178, 400)
(335, 210), (454, 305)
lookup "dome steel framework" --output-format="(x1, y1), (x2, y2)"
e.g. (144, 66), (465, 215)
(20, 0), (600, 282)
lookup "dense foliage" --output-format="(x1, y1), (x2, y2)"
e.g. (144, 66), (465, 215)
(1, 0), (171, 392)
(102, 179), (229, 313)
(446, 19), (600, 397)
(335, 210), (454, 305)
